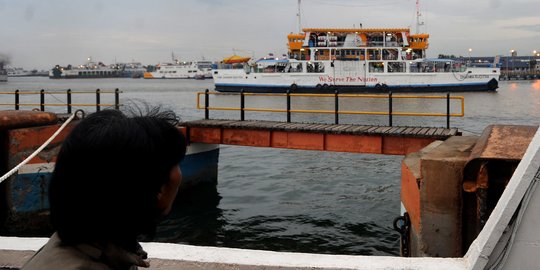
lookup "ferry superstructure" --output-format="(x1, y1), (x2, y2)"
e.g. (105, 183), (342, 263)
(213, 28), (500, 93)
(143, 60), (213, 79)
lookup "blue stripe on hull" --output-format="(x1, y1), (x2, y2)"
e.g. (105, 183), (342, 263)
(215, 80), (498, 93)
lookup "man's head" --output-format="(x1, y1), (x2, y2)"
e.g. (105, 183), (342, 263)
(49, 108), (186, 247)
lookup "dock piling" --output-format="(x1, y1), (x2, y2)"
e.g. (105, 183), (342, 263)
(204, 89), (209, 120)
(389, 91), (393, 127)
(240, 89), (245, 121)
(40, 89), (44, 111)
(114, 88), (120, 110)
(67, 89), (72, 113)
(14, 90), (19, 110)
(447, 92), (450, 129)
(96, 89), (101, 112)
(286, 89), (291, 123)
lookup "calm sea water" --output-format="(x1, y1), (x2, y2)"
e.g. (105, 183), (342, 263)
(1, 77), (539, 256)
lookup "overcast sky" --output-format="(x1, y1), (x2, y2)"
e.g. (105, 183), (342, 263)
(1, 0), (539, 70)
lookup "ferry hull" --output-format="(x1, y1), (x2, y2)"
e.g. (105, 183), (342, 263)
(215, 78), (498, 93)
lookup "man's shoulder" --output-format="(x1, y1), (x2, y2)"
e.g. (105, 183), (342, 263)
(21, 233), (112, 270)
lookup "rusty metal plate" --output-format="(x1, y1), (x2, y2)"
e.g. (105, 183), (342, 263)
(0, 110), (58, 130)
(468, 125), (538, 162)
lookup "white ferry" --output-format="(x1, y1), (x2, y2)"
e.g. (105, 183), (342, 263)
(143, 60), (213, 79)
(213, 28), (500, 93)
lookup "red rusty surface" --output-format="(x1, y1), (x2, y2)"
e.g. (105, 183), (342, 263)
(463, 125), (537, 194)
(222, 129), (271, 147)
(468, 125), (537, 162)
(186, 126), (443, 155)
(286, 132), (325, 151)
(0, 111), (58, 130)
(383, 137), (436, 155)
(270, 131), (289, 148)
(401, 162), (421, 231)
(8, 122), (77, 166)
(325, 134), (382, 154)
(189, 127), (222, 144)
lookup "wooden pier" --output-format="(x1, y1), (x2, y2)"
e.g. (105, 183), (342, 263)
(180, 119), (460, 156)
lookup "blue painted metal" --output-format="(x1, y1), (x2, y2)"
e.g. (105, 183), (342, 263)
(11, 173), (51, 213)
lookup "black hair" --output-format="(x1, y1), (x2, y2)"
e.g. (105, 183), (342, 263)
(49, 108), (186, 249)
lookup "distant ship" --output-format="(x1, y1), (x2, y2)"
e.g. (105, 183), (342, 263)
(0, 62), (7, 82)
(144, 61), (213, 79)
(144, 53), (213, 79)
(49, 58), (146, 79)
(7, 67), (48, 77)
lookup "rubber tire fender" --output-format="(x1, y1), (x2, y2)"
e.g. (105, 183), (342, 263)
(487, 78), (498, 90)
(290, 83), (298, 91)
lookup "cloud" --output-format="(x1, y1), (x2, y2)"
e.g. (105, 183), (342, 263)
(1, 0), (539, 69)
(489, 0), (501, 8)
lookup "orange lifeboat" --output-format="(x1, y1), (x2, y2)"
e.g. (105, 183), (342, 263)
(222, 55), (251, 64)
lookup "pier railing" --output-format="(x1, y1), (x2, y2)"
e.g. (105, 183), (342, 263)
(197, 90), (465, 128)
(0, 89), (121, 113)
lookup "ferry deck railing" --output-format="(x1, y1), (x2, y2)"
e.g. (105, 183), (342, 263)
(0, 88), (121, 113)
(197, 89), (465, 129)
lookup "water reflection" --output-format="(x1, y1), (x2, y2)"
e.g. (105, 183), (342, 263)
(150, 184), (224, 245)
(532, 79), (540, 90)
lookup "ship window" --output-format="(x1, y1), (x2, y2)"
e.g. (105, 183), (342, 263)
(287, 63), (303, 73)
(383, 49), (399, 60)
(307, 62), (325, 73)
(452, 62), (466, 72)
(410, 62), (427, 73)
(369, 62), (385, 73)
(367, 49), (381, 60)
(359, 49), (366, 60)
(388, 62), (406, 73)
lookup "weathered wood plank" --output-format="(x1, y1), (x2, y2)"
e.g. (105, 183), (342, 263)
(351, 126), (372, 134)
(417, 127), (432, 136)
(432, 128), (446, 136)
(182, 120), (459, 139)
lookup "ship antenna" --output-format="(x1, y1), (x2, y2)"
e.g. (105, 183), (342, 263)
(416, 0), (425, 34)
(297, 0), (302, 33)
